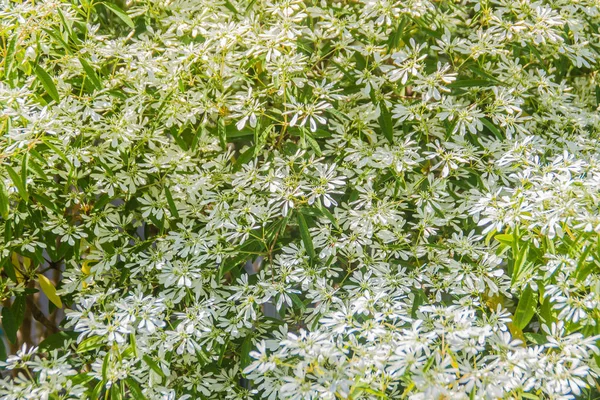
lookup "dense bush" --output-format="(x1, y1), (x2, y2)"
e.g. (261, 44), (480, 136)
(2, 0), (600, 398)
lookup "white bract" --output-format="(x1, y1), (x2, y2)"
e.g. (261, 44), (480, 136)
(1, 0), (600, 399)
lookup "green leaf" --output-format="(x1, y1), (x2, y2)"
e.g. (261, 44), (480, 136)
(42, 28), (72, 55)
(524, 332), (546, 345)
(378, 101), (394, 144)
(101, 2), (135, 29)
(240, 335), (253, 369)
(352, 385), (387, 398)
(234, 146), (256, 171)
(318, 203), (339, 229)
(411, 290), (426, 318)
(575, 245), (595, 282)
(31, 193), (58, 213)
(304, 132), (322, 156)
(6, 165), (28, 203)
(126, 378), (146, 400)
(92, 379), (105, 399)
(20, 152), (28, 195)
(511, 247), (530, 287)
(39, 331), (79, 351)
(447, 79), (493, 88)
(38, 274), (63, 308)
(1, 256), (17, 282)
(143, 355), (166, 378)
(484, 228), (497, 246)
(79, 58), (102, 90)
(12, 295), (26, 329)
(513, 286), (538, 330)
(4, 35), (17, 82)
(480, 117), (503, 140)
(102, 353), (110, 380)
(289, 293), (307, 312)
(27, 155), (48, 180)
(2, 306), (18, 344)
(34, 65), (60, 103)
(0, 178), (9, 219)
(70, 372), (95, 386)
(297, 212), (315, 259)
(164, 186), (179, 219)
(387, 17), (407, 51)
(129, 333), (138, 358)
(110, 381), (122, 400)
(218, 117), (227, 148)
(77, 335), (104, 352)
(0, 337), (6, 361)
(41, 137), (72, 168)
(494, 233), (513, 246)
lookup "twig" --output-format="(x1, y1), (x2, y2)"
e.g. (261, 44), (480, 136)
(26, 296), (59, 334)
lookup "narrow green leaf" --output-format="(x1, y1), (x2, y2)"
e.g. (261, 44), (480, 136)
(20, 152), (28, 195)
(240, 335), (253, 369)
(42, 28), (72, 55)
(1, 306), (18, 344)
(57, 8), (74, 39)
(0, 179), (9, 219)
(1, 257), (17, 282)
(0, 337), (6, 361)
(6, 165), (28, 203)
(378, 101), (394, 144)
(484, 228), (497, 246)
(70, 372), (95, 386)
(41, 137), (72, 167)
(524, 332), (546, 345)
(79, 58), (102, 90)
(34, 65), (60, 103)
(297, 212), (315, 259)
(305, 132), (322, 156)
(126, 378), (146, 400)
(318, 203), (339, 229)
(143, 355), (166, 378)
(387, 17), (407, 51)
(39, 331), (79, 351)
(4, 35), (17, 82)
(223, 0), (238, 14)
(31, 193), (58, 213)
(494, 233), (513, 246)
(129, 332), (138, 358)
(77, 335), (104, 352)
(102, 353), (110, 381)
(27, 156), (48, 180)
(164, 186), (179, 219)
(289, 293), (306, 312)
(511, 246), (529, 287)
(12, 295), (26, 329)
(92, 379), (105, 399)
(513, 286), (537, 330)
(218, 117), (227, 148)
(234, 146), (256, 171)
(110, 382), (122, 400)
(411, 290), (425, 318)
(480, 117), (503, 140)
(575, 245), (594, 282)
(448, 79), (493, 88)
(101, 2), (135, 29)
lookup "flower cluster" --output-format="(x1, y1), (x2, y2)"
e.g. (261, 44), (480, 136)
(1, 0), (600, 399)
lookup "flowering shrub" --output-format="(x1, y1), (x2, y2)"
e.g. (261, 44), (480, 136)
(2, 0), (600, 398)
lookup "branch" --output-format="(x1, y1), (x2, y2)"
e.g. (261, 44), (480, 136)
(25, 296), (59, 334)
